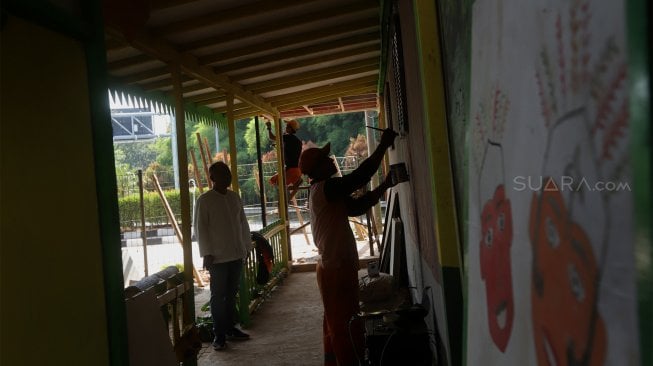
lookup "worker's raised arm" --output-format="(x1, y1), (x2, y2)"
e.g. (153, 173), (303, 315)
(265, 121), (276, 141)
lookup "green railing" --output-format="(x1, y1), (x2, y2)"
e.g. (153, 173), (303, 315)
(238, 220), (288, 325)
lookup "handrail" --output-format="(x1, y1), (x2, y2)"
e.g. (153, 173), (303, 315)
(237, 220), (288, 325)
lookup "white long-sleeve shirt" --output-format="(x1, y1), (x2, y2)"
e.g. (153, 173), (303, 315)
(194, 189), (251, 263)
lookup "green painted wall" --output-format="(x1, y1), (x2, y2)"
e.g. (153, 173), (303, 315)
(1, 16), (110, 365)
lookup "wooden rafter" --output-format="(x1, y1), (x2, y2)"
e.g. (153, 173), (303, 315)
(105, 26), (277, 115)
(276, 85), (377, 110)
(254, 69), (378, 95)
(338, 97), (345, 111)
(303, 106), (314, 115)
(187, 91), (225, 104)
(179, 1), (377, 52)
(269, 75), (377, 104)
(154, 0), (321, 37)
(108, 54), (153, 71)
(214, 33), (378, 76)
(246, 58), (378, 91)
(199, 18), (378, 66)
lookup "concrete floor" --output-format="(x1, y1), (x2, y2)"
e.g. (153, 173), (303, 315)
(197, 271), (323, 366)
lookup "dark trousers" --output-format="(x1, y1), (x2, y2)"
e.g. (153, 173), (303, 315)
(208, 259), (243, 340)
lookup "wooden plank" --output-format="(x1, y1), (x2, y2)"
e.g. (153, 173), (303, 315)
(199, 18), (379, 65)
(269, 75), (378, 104)
(275, 85), (377, 110)
(246, 58), (379, 91)
(180, 1), (378, 52)
(105, 26), (277, 115)
(188, 148), (204, 193)
(195, 132), (210, 186)
(203, 137), (212, 165)
(215, 34), (379, 76)
(155, 0), (321, 37)
(151, 173), (203, 286)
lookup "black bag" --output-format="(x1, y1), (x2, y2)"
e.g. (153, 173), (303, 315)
(251, 232), (274, 285)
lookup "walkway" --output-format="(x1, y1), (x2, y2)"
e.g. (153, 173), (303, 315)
(198, 272), (323, 366)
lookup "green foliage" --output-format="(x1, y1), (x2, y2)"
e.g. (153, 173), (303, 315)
(114, 141), (159, 170)
(161, 263), (184, 272)
(289, 113), (366, 155)
(118, 190), (181, 229)
(154, 137), (173, 167)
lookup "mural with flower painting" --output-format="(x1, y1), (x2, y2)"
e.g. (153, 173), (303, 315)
(472, 87), (514, 353)
(529, 1), (630, 364)
(467, 0), (638, 364)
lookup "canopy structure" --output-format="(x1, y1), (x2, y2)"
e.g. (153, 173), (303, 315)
(104, 0), (382, 124)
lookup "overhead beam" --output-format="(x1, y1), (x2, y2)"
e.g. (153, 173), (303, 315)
(246, 60), (378, 93)
(232, 46), (379, 81)
(121, 66), (170, 84)
(281, 105), (378, 119)
(303, 106), (314, 115)
(269, 75), (378, 104)
(105, 26), (277, 115)
(214, 33), (378, 76)
(276, 86), (377, 110)
(180, 1), (377, 52)
(107, 54), (153, 71)
(155, 0), (321, 36)
(252, 67), (378, 95)
(151, 0), (203, 11)
(187, 91), (225, 104)
(338, 97), (345, 111)
(199, 18), (379, 65)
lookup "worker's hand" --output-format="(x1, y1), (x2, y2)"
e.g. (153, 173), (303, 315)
(379, 128), (398, 148)
(203, 255), (214, 270)
(265, 121), (272, 130)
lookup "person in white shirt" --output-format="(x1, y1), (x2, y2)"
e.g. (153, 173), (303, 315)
(194, 161), (252, 351)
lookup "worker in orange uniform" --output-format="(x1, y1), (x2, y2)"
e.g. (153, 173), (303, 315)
(266, 119), (303, 187)
(298, 128), (398, 365)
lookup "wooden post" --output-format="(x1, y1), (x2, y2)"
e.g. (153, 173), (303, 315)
(203, 136), (212, 165)
(138, 169), (149, 276)
(171, 65), (200, 343)
(254, 116), (267, 227)
(188, 148), (204, 193)
(226, 93), (250, 325)
(151, 173), (203, 287)
(273, 114), (290, 266)
(226, 93), (240, 194)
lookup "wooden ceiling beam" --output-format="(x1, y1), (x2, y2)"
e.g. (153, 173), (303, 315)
(155, 0), (319, 36)
(231, 45), (380, 81)
(121, 66), (170, 84)
(247, 59), (378, 92)
(281, 106), (377, 119)
(276, 86), (377, 110)
(214, 33), (378, 76)
(107, 54), (153, 71)
(269, 75), (378, 104)
(181, 82), (214, 94)
(199, 17), (378, 66)
(213, 103), (259, 114)
(187, 91), (225, 104)
(251, 65), (378, 94)
(338, 97), (345, 111)
(105, 26), (277, 115)
(180, 1), (377, 52)
(151, 0), (202, 11)
(303, 106), (314, 116)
